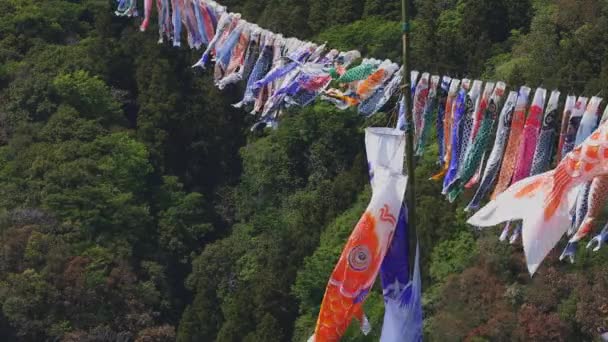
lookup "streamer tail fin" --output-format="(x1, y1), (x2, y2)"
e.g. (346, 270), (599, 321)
(468, 170), (577, 275)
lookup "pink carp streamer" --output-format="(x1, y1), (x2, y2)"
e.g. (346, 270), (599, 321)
(512, 88), (547, 182)
(500, 88), (546, 243)
(140, 0), (152, 31)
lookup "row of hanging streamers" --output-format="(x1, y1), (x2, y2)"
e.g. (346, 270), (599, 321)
(117, 0), (608, 153)
(469, 97), (608, 275)
(444, 81), (608, 274)
(399, 63), (608, 272)
(116, 0), (608, 276)
(118, 1), (419, 128)
(120, 1), (462, 130)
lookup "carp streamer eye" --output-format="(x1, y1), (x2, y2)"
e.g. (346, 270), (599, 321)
(544, 111), (556, 128)
(504, 106), (514, 125)
(488, 101), (497, 114)
(348, 245), (371, 271)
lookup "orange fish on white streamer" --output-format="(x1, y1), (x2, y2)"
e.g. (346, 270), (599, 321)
(469, 118), (608, 275)
(310, 168), (407, 342)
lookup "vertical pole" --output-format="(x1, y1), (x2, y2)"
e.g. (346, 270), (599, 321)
(401, 0), (416, 239)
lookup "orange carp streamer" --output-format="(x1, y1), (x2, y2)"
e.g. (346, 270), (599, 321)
(491, 86), (531, 199)
(310, 169), (406, 342)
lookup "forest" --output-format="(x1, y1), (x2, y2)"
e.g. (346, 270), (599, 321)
(1, 0), (608, 341)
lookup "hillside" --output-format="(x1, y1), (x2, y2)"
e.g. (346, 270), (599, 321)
(0, 0), (607, 341)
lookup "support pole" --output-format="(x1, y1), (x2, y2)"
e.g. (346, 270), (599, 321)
(401, 0), (416, 240)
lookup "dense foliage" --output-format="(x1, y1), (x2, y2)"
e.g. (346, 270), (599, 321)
(1, 0), (608, 341)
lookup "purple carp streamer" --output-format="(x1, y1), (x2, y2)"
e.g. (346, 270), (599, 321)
(115, 0), (138, 17)
(234, 35), (274, 108)
(178, 0), (203, 49)
(453, 80), (483, 181)
(436, 76), (452, 165)
(380, 242), (422, 342)
(442, 82), (470, 193)
(215, 21), (245, 74)
(588, 222), (608, 252)
(198, 1), (220, 45)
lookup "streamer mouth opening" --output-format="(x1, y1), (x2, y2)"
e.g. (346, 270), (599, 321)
(365, 127), (405, 137)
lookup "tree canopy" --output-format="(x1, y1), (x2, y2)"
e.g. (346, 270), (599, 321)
(0, 0), (608, 341)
